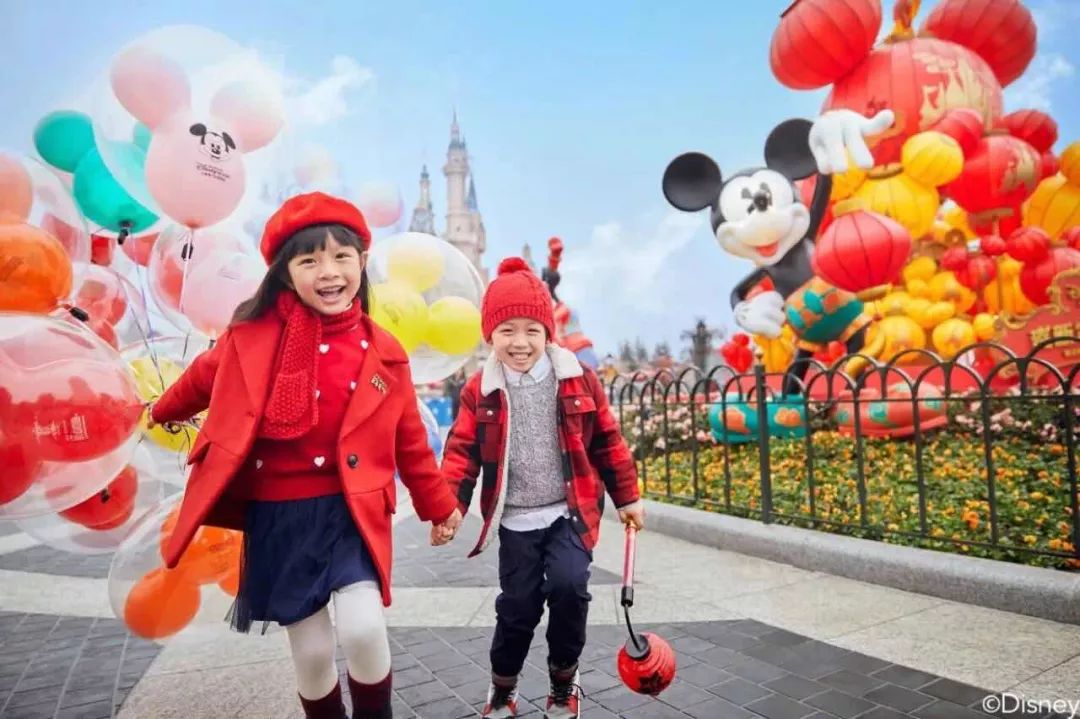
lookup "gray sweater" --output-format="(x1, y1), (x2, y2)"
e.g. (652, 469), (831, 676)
(503, 369), (566, 518)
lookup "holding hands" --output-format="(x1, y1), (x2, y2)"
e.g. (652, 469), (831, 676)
(430, 508), (463, 546)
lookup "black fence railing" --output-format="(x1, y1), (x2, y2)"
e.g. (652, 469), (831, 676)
(604, 339), (1080, 570)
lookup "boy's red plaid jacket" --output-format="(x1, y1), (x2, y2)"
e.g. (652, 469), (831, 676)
(441, 345), (640, 557)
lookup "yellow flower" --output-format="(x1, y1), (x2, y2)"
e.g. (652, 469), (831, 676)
(1030, 492), (1045, 501)
(1024, 535), (1038, 545)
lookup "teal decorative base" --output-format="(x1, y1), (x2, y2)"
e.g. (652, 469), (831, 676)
(707, 394), (807, 444)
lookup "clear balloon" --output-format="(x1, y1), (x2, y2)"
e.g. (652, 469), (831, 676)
(16, 444), (167, 554)
(94, 25), (285, 228)
(417, 398), (443, 460)
(181, 250), (266, 338)
(367, 232), (485, 384)
(72, 264), (151, 349)
(0, 314), (141, 519)
(108, 493), (243, 643)
(356, 181), (403, 229)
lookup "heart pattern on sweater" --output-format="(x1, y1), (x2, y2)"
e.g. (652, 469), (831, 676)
(318, 343), (330, 354)
(255, 459), (263, 469)
(313, 456), (326, 467)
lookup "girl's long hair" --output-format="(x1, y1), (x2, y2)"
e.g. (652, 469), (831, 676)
(231, 224), (371, 324)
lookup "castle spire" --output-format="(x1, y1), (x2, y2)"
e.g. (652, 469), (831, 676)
(450, 109), (462, 148)
(466, 175), (478, 211)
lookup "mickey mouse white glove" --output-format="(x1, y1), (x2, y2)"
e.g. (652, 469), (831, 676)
(809, 109), (895, 175)
(734, 291), (786, 339)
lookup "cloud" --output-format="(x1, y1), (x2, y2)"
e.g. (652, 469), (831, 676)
(284, 55), (374, 127)
(1003, 53), (1074, 112)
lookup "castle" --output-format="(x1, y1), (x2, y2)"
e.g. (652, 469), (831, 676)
(408, 112), (489, 283)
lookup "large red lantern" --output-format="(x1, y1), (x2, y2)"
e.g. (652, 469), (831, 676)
(922, 0), (1037, 88)
(932, 108), (984, 158)
(1003, 110), (1058, 154)
(943, 133), (1041, 218)
(1020, 247), (1080, 305)
(824, 37), (1003, 165)
(1006, 226), (1050, 264)
(812, 199), (913, 299)
(769, 0), (883, 90)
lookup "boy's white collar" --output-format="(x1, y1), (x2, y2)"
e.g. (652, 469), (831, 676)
(481, 344), (583, 396)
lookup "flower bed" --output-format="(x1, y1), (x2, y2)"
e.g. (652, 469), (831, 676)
(617, 389), (1079, 570)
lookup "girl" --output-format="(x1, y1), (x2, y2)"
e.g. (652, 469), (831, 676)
(149, 192), (463, 719)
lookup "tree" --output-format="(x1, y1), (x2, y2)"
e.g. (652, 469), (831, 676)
(634, 338), (649, 365)
(618, 341), (637, 371)
(653, 342), (671, 359)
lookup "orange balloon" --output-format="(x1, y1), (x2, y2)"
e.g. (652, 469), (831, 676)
(217, 566), (240, 597)
(0, 154), (32, 224)
(124, 567), (200, 640)
(160, 514), (242, 585)
(0, 224), (73, 312)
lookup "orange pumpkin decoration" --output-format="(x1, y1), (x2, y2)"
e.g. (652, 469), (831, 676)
(0, 223), (74, 313)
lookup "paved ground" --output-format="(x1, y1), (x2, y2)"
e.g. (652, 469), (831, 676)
(1, 494), (1079, 718)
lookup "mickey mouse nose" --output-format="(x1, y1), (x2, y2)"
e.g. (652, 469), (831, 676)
(752, 191), (771, 211)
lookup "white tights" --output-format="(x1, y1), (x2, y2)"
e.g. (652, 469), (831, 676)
(285, 581), (392, 700)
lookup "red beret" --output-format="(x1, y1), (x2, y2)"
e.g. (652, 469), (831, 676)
(260, 192), (371, 264)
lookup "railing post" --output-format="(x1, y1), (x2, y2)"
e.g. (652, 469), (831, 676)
(754, 360), (773, 524)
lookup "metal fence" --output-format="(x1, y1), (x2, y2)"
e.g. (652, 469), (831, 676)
(604, 339), (1080, 569)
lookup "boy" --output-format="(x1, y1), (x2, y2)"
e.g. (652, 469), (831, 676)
(436, 257), (644, 718)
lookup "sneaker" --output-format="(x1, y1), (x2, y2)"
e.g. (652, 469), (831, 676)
(481, 680), (519, 718)
(545, 669), (581, 719)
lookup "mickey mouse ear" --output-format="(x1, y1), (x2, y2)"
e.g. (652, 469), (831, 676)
(210, 81), (284, 152)
(662, 153), (723, 212)
(111, 46), (191, 130)
(765, 119), (817, 180)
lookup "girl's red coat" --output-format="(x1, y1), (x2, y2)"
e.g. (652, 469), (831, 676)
(151, 311), (457, 607)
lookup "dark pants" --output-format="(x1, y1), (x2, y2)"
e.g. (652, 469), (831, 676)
(490, 517), (592, 678)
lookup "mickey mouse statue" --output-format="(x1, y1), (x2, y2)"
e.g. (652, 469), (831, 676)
(663, 109), (894, 398)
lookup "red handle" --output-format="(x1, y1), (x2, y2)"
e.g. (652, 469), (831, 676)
(621, 524), (637, 607)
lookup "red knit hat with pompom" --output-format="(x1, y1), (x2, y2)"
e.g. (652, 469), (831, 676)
(481, 257), (556, 341)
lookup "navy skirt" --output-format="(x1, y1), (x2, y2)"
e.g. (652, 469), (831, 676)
(230, 494), (379, 634)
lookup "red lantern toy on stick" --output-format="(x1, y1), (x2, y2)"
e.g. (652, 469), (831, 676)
(769, 0), (883, 90)
(812, 198), (912, 300)
(617, 525), (675, 696)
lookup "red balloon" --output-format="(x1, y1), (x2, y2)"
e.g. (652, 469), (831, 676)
(1006, 226), (1051, 264)
(1003, 110), (1059, 154)
(121, 231), (159, 267)
(813, 203), (912, 295)
(770, 0), (882, 90)
(1020, 247), (1080, 305)
(944, 134), (1042, 216)
(59, 465), (138, 530)
(75, 265), (128, 326)
(922, 0), (1037, 87)
(91, 234), (114, 267)
(824, 38), (1002, 165)
(932, 108), (984, 158)
(0, 442), (39, 506)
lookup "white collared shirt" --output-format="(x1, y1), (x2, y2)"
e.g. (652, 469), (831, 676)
(501, 351), (552, 387)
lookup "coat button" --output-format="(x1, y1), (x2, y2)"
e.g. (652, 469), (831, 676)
(486, 410), (494, 416)
(347, 455), (358, 468)
(574, 399), (581, 406)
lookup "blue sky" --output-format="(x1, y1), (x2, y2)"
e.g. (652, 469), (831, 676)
(4, 0), (1079, 356)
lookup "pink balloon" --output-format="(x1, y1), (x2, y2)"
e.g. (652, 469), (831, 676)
(181, 251), (266, 338)
(210, 81), (284, 152)
(145, 113), (246, 229)
(110, 46), (191, 130)
(357, 181), (403, 228)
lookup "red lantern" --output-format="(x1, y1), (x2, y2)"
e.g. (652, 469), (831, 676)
(812, 199), (913, 299)
(1006, 226), (1050, 264)
(1003, 110), (1058, 154)
(720, 334), (753, 373)
(824, 37), (1003, 165)
(979, 234), (1006, 257)
(944, 133), (1041, 217)
(1040, 153), (1059, 181)
(770, 0), (883, 90)
(1020, 247), (1080, 305)
(799, 177), (834, 236)
(956, 253), (997, 291)
(922, 0), (1037, 87)
(940, 245), (968, 272)
(968, 205), (1022, 240)
(932, 108), (984, 157)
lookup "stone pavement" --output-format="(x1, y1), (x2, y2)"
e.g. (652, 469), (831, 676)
(1, 495), (1079, 718)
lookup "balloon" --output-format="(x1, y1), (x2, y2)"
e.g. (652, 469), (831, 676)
(120, 228), (160, 267)
(0, 314), (141, 520)
(387, 232), (446, 292)
(145, 112), (246, 229)
(209, 81), (284, 152)
(15, 445), (165, 554)
(33, 111), (96, 173)
(0, 223), (73, 313)
(180, 250), (266, 338)
(293, 144), (339, 187)
(367, 232), (486, 384)
(370, 282), (429, 353)
(425, 296), (482, 356)
(73, 147), (158, 233)
(0, 152), (33, 224)
(133, 123), (153, 152)
(356, 181), (404, 229)
(109, 493), (245, 643)
(122, 336), (211, 455)
(111, 45), (192, 131)
(75, 264), (128, 325)
(417, 398), (443, 460)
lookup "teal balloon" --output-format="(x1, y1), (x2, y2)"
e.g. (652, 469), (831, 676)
(132, 124), (152, 152)
(73, 146), (158, 233)
(34, 110), (95, 172)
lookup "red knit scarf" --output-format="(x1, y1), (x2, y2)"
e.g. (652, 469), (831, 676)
(258, 291), (362, 440)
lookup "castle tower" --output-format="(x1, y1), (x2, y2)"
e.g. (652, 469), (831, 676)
(407, 165), (436, 234)
(442, 112), (487, 282)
